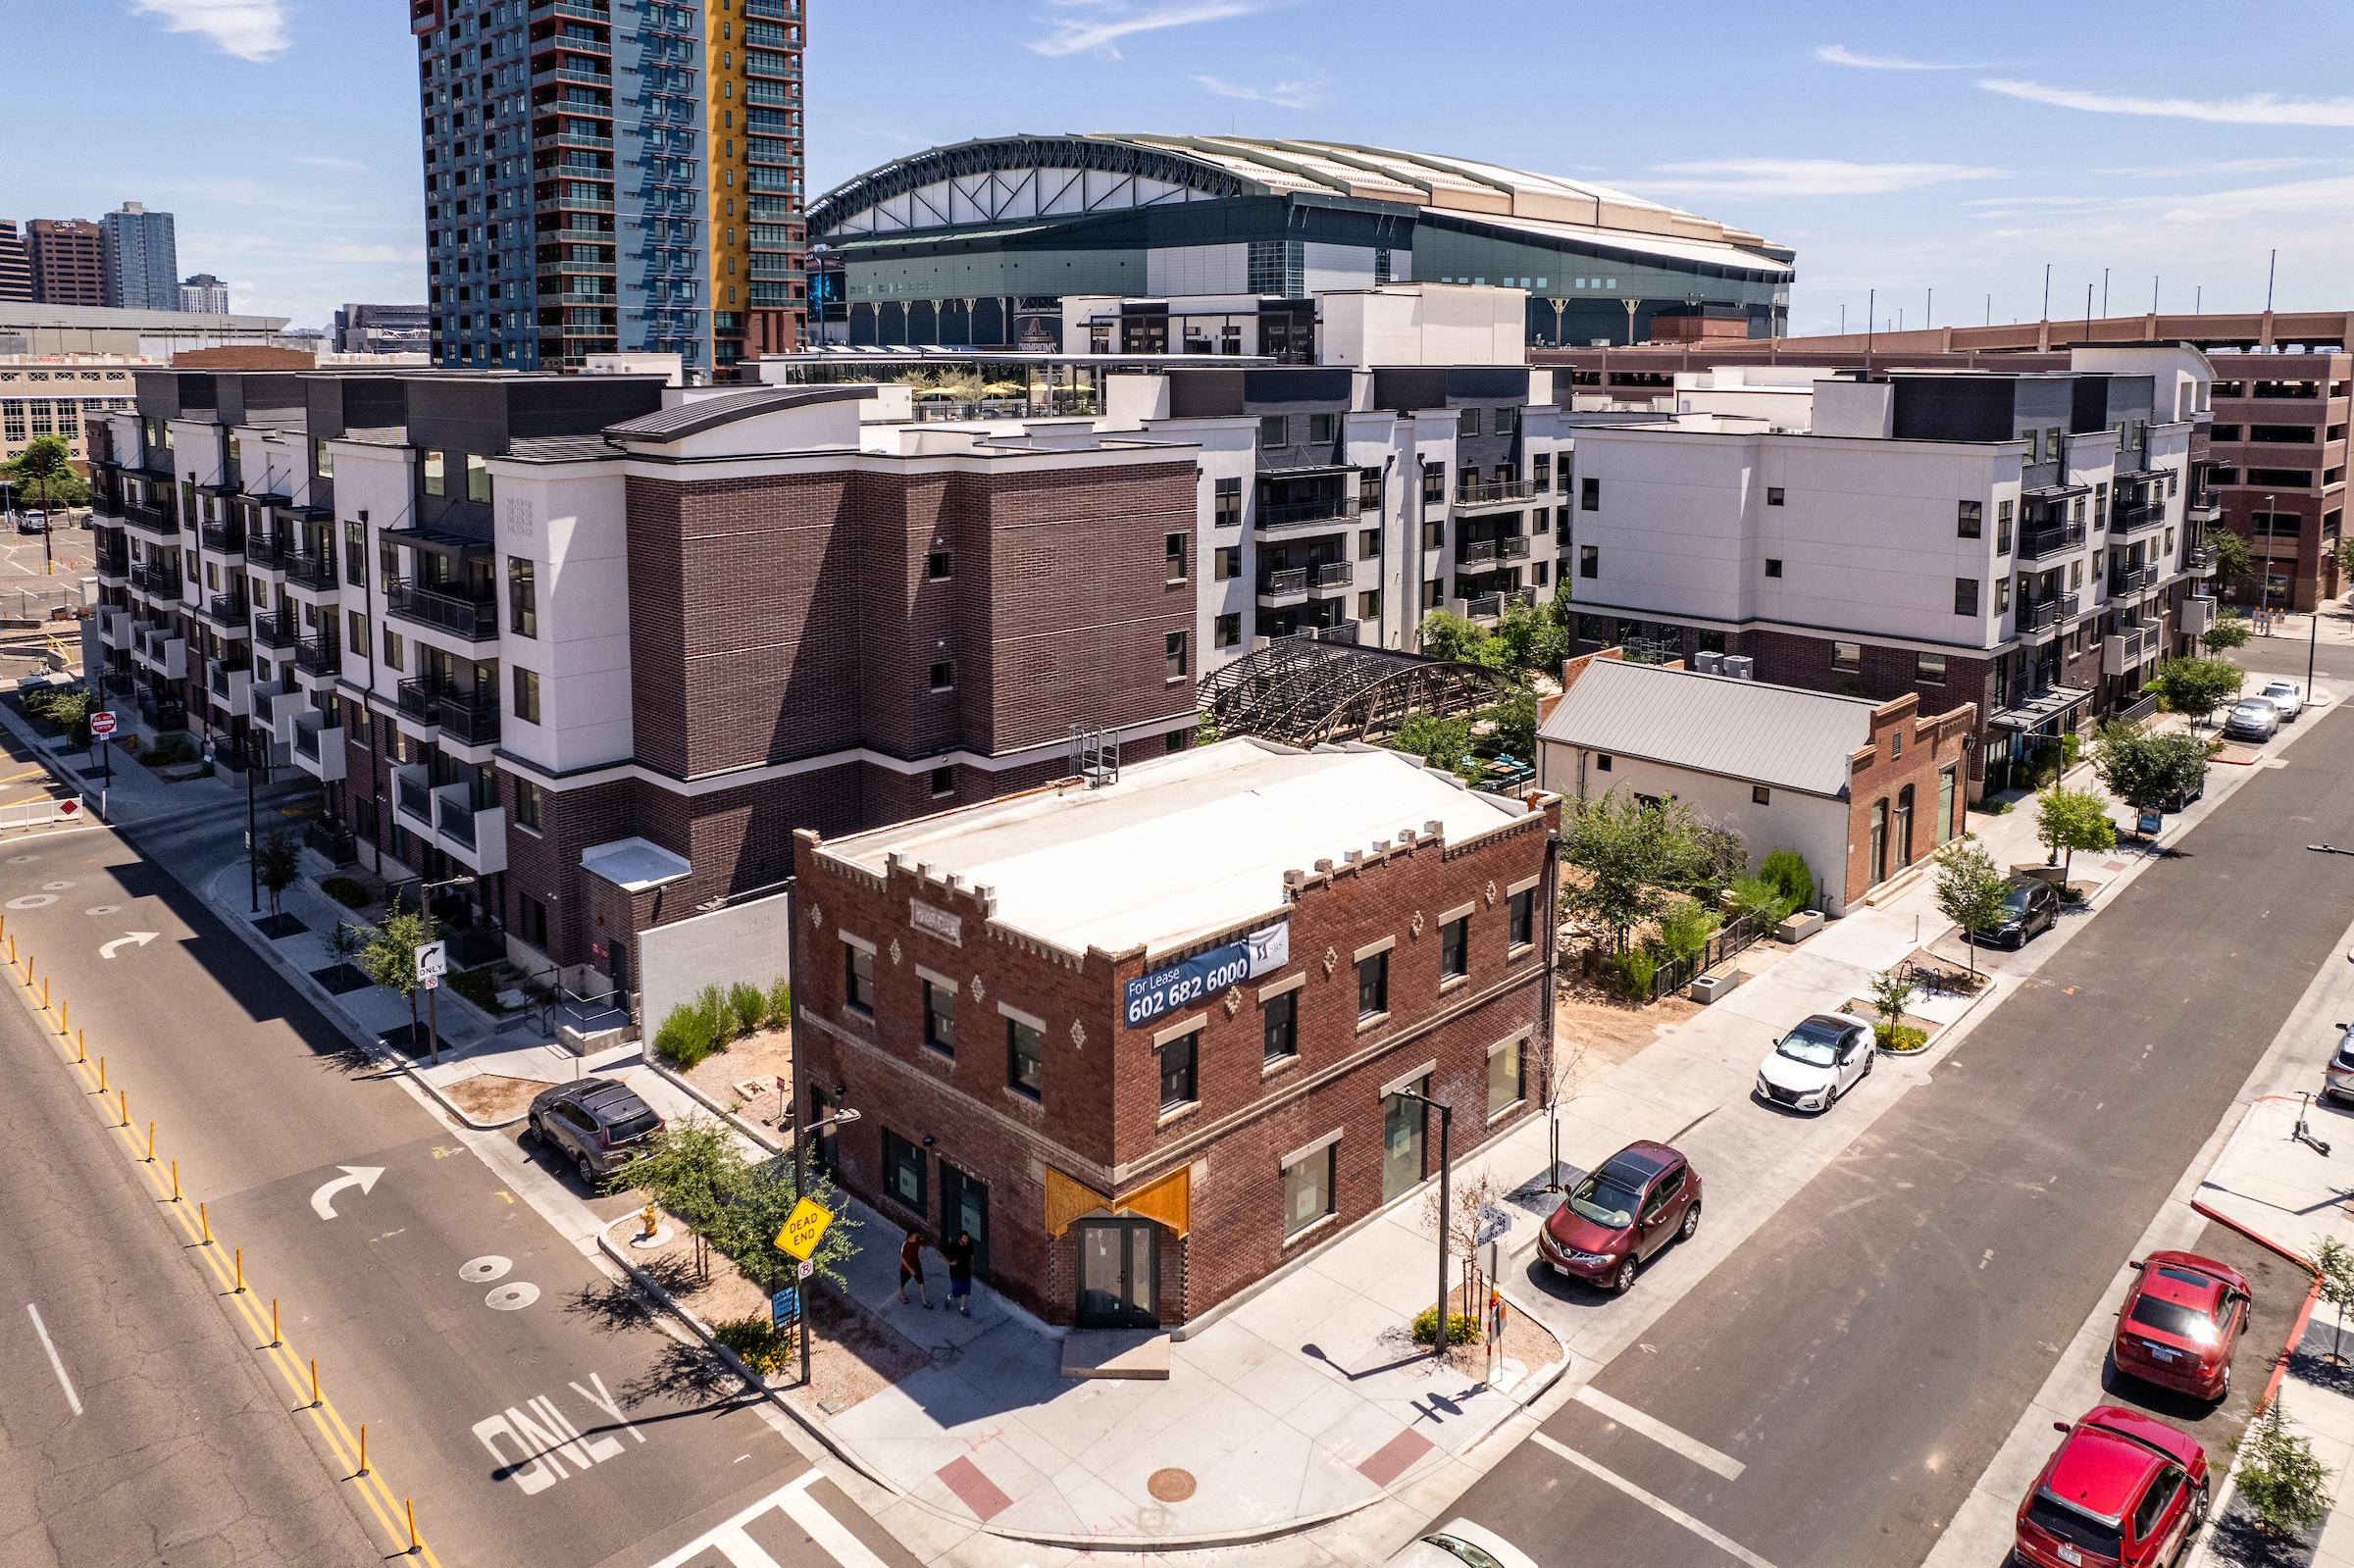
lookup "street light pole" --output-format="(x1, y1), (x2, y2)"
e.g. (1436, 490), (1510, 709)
(789, 1106), (860, 1389)
(1395, 1089), (1455, 1361)
(416, 873), (477, 1066)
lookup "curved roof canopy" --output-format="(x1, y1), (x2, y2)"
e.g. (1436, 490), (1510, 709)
(1199, 636), (1513, 748)
(811, 133), (1790, 276)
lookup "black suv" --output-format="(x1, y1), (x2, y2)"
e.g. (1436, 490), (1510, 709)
(527, 1079), (664, 1185)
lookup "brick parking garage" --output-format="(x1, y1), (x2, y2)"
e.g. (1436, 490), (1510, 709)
(791, 737), (1561, 1330)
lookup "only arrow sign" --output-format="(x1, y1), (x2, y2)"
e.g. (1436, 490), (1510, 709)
(310, 1165), (385, 1221)
(100, 932), (160, 959)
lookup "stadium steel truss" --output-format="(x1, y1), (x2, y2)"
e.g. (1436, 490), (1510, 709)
(1198, 638), (1510, 747)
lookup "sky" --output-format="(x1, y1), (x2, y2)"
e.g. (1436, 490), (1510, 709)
(9, 0), (2353, 335)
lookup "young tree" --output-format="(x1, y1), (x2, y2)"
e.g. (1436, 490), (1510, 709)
(2232, 1396), (2332, 1539)
(252, 829), (301, 921)
(2313, 1237), (2354, 1365)
(1492, 597), (1569, 681)
(1488, 683), (1539, 760)
(709, 1151), (863, 1294)
(1422, 1166), (1508, 1324)
(2034, 785), (2116, 881)
(1560, 788), (1712, 952)
(2200, 608), (2253, 652)
(1390, 711), (1472, 775)
(2210, 529), (2255, 590)
(1933, 840), (2010, 978)
(360, 907), (431, 1042)
(610, 1113), (741, 1282)
(1415, 609), (1490, 664)
(2092, 726), (2210, 816)
(2145, 656), (2244, 729)
(1868, 968), (1919, 1038)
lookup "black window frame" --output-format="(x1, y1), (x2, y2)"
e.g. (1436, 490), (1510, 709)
(1213, 477), (1242, 528)
(1509, 888), (1534, 949)
(845, 942), (875, 1015)
(1357, 949), (1389, 1019)
(1766, 486), (1785, 506)
(1165, 531), (1188, 581)
(1439, 917), (1468, 980)
(1165, 630), (1188, 679)
(1258, 414), (1289, 447)
(1007, 1015), (1043, 1100)
(1580, 476), (1600, 511)
(880, 1127), (927, 1214)
(928, 764), (954, 797)
(1213, 612), (1241, 649)
(922, 977), (955, 1055)
(1579, 544), (1598, 579)
(1262, 989), (1298, 1064)
(926, 549), (953, 581)
(512, 664), (540, 723)
(1954, 577), (1979, 616)
(514, 777), (542, 831)
(1159, 1030), (1199, 1111)
(518, 891), (548, 946)
(507, 555), (537, 636)
(1957, 499), (1982, 538)
(928, 660), (954, 691)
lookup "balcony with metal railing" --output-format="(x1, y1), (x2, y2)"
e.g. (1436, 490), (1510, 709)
(2102, 625), (2158, 677)
(2108, 563), (2157, 597)
(1457, 535), (1532, 567)
(283, 547), (337, 590)
(2111, 502), (2165, 538)
(2185, 544), (2219, 576)
(95, 545), (129, 581)
(1256, 568), (1307, 605)
(386, 580), (497, 640)
(198, 519), (245, 557)
(294, 635), (340, 679)
(254, 609), (301, 651)
(201, 593), (251, 632)
(2018, 520), (2087, 560)
(396, 773), (435, 825)
(1455, 479), (1537, 511)
(122, 499), (179, 537)
(2019, 592), (2078, 634)
(1306, 561), (1356, 594)
(1254, 492), (1361, 531)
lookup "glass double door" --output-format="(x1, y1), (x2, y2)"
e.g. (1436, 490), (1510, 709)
(1077, 1220), (1158, 1329)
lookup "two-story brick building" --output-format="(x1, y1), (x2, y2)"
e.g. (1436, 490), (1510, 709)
(792, 736), (1560, 1330)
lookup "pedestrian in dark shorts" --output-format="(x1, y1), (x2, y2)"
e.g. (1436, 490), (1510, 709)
(944, 1229), (976, 1315)
(897, 1230), (932, 1308)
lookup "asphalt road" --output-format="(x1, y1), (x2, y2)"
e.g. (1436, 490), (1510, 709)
(0, 723), (842, 1566)
(1444, 689), (2354, 1566)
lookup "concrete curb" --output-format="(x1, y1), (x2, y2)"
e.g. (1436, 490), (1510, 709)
(641, 1050), (786, 1154)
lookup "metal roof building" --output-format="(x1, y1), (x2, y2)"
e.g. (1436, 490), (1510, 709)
(807, 134), (1794, 353)
(1537, 659), (1880, 799)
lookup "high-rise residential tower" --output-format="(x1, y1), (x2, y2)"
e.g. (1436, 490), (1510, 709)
(409, 0), (807, 379)
(180, 273), (230, 314)
(100, 202), (179, 311)
(26, 219), (104, 306)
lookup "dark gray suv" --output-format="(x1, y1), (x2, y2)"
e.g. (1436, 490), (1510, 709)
(528, 1079), (664, 1186)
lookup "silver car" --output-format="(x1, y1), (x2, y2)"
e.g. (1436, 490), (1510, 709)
(2328, 1026), (2354, 1103)
(2222, 700), (2279, 741)
(2259, 680), (2305, 721)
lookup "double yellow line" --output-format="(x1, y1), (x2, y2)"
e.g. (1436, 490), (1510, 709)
(12, 915), (443, 1565)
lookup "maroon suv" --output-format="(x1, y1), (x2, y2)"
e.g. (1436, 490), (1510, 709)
(1536, 1141), (1701, 1294)
(2113, 1252), (2248, 1402)
(2016, 1405), (2208, 1568)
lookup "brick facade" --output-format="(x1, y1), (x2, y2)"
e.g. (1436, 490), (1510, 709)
(791, 785), (1561, 1328)
(1839, 694), (1975, 904)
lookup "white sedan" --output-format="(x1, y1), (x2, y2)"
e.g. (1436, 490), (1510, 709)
(1386, 1520), (1542, 1568)
(1755, 1011), (1878, 1114)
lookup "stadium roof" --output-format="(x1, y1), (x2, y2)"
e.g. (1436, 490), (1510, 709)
(811, 133), (1792, 276)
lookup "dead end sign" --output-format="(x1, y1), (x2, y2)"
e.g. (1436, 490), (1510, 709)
(775, 1196), (834, 1260)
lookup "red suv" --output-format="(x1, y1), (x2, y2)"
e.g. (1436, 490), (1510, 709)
(1536, 1141), (1701, 1294)
(2113, 1252), (2248, 1402)
(2016, 1406), (2208, 1568)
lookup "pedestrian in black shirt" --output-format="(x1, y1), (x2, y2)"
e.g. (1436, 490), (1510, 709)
(944, 1229), (976, 1315)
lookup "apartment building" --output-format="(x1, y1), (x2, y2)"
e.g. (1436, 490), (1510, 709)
(0, 357), (138, 470)
(179, 275), (230, 316)
(26, 220), (105, 308)
(793, 738), (1559, 1327)
(2203, 350), (2348, 611)
(407, 0), (808, 377)
(1560, 348), (2218, 794)
(100, 204), (179, 312)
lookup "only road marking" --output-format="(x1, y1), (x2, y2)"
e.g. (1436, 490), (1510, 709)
(310, 1165), (385, 1220)
(100, 931), (160, 959)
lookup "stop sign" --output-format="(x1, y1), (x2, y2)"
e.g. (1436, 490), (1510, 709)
(88, 710), (117, 737)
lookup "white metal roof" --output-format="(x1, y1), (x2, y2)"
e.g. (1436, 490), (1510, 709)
(1537, 661), (1876, 798)
(821, 738), (1538, 958)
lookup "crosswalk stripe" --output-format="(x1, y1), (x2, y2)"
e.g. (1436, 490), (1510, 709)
(1575, 1385), (1746, 1479)
(644, 1469), (886, 1568)
(1530, 1432), (1779, 1568)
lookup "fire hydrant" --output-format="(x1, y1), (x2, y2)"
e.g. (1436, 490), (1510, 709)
(640, 1201), (659, 1241)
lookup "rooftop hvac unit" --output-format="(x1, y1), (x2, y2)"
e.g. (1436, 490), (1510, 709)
(1693, 650), (1724, 676)
(1720, 655), (1755, 681)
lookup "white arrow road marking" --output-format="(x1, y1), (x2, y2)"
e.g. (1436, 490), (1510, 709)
(99, 932), (159, 959)
(310, 1165), (385, 1220)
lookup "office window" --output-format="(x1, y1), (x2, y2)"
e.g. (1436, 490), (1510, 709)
(1263, 990), (1297, 1064)
(1495, 405), (1520, 435)
(1165, 531), (1187, 581)
(1832, 641), (1862, 673)
(1160, 1031), (1199, 1111)
(929, 661), (953, 691)
(514, 777), (543, 831)
(1489, 1037), (1524, 1118)
(1954, 578), (1979, 616)
(347, 609), (371, 663)
(1213, 545), (1240, 581)
(1440, 917), (1468, 981)
(1580, 544), (1598, 579)
(2070, 558), (2084, 589)
(1309, 413), (1338, 444)
(1422, 518), (1445, 549)
(1510, 888), (1534, 949)
(1532, 453), (1551, 489)
(423, 450), (446, 496)
(1958, 499), (1982, 537)
(926, 550), (952, 581)
(1358, 468), (1382, 508)
(1996, 499), (2014, 553)
(1258, 415), (1289, 447)
(465, 453), (490, 502)
(1917, 651), (1948, 684)
(880, 1128), (925, 1214)
(343, 520), (367, 585)
(1283, 1142), (1335, 1237)
(512, 666), (540, 723)
(1007, 1016), (1043, 1100)
(1765, 559), (1783, 578)
(1165, 630), (1188, 679)
(1359, 527), (1382, 559)
(507, 556), (537, 637)
(1766, 486), (1785, 506)
(518, 892), (547, 947)
(844, 942), (874, 1014)
(1214, 613), (1241, 649)
(1422, 464), (1445, 505)
(923, 978), (955, 1055)
(1213, 477), (1241, 528)
(1357, 949), (1388, 1019)
(929, 765), (953, 797)
(1752, 784), (1771, 805)
(312, 438), (334, 479)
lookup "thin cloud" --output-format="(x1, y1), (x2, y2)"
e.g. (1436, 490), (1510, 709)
(1979, 79), (2354, 126)
(1028, 1), (1261, 59)
(128, 0), (289, 64)
(1815, 44), (1999, 71)
(287, 155), (365, 171)
(2097, 157), (2335, 178)
(1632, 159), (2008, 198)
(1192, 73), (1324, 110)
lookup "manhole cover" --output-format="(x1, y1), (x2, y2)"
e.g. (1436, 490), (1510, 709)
(6, 894), (57, 909)
(1147, 1468), (1197, 1502)
(460, 1255), (512, 1283)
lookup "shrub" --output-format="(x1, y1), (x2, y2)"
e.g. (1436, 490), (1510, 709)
(1875, 1024), (1928, 1053)
(727, 981), (766, 1037)
(1656, 901), (1721, 964)
(1726, 876), (1794, 927)
(1611, 944), (1662, 999)
(449, 967), (503, 1013)
(1410, 1307), (1480, 1346)
(2061, 733), (2081, 764)
(765, 976), (793, 1029)
(1759, 847), (1815, 913)
(320, 876), (370, 909)
(655, 994), (722, 1068)
(712, 1314), (791, 1375)
(2233, 1396), (2331, 1538)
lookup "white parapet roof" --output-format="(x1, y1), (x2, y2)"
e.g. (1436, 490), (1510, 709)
(819, 737), (1542, 959)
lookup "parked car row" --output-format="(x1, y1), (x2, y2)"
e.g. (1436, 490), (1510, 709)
(2222, 681), (2307, 742)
